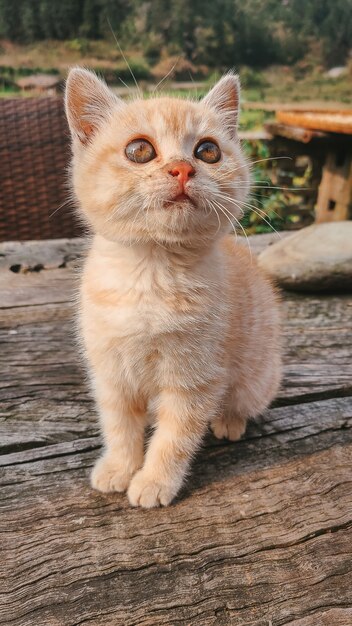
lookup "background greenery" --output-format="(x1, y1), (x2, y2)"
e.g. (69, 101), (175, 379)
(0, 0), (351, 69)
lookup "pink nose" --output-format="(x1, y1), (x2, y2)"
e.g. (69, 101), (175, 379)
(169, 162), (195, 185)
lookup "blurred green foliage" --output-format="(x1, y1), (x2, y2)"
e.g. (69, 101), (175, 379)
(0, 0), (351, 69)
(241, 140), (315, 235)
(95, 61), (151, 83)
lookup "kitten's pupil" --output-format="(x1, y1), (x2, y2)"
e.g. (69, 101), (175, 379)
(125, 139), (156, 164)
(195, 140), (221, 164)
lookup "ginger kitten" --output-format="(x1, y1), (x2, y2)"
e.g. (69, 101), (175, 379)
(65, 68), (282, 508)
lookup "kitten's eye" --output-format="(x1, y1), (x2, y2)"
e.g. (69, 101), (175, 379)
(194, 140), (221, 164)
(125, 139), (156, 163)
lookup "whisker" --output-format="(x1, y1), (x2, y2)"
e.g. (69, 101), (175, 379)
(213, 190), (283, 236)
(107, 18), (142, 97)
(220, 181), (309, 192)
(238, 200), (282, 238)
(188, 70), (199, 100)
(248, 156), (293, 169)
(211, 199), (252, 261)
(211, 200), (238, 239)
(49, 198), (72, 219)
(152, 57), (180, 94)
(249, 208), (282, 237)
(235, 196), (280, 219)
(209, 156), (292, 182)
(116, 75), (133, 92)
(248, 202), (284, 221)
(247, 194), (285, 220)
(208, 201), (222, 236)
(251, 184), (309, 191)
(251, 155), (291, 164)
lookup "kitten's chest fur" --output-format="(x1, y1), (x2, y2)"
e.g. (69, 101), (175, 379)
(80, 238), (227, 393)
(81, 236), (225, 346)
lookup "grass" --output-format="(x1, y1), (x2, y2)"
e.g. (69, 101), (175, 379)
(0, 39), (126, 72)
(248, 68), (352, 104)
(0, 39), (351, 104)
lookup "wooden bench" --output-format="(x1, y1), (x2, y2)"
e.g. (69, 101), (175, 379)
(1, 235), (351, 625)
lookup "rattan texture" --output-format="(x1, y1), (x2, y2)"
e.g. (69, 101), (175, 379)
(0, 97), (83, 241)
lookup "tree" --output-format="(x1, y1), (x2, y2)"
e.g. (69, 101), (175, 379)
(0, 0), (24, 40)
(0, 0), (350, 68)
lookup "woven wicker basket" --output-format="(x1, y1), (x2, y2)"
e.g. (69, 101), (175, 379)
(0, 97), (83, 241)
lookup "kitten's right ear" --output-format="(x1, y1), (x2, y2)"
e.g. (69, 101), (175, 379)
(202, 72), (240, 139)
(65, 67), (122, 144)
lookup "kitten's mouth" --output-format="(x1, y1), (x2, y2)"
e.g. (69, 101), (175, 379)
(174, 193), (190, 202)
(164, 192), (195, 207)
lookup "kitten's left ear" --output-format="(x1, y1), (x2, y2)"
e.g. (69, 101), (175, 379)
(65, 67), (123, 144)
(202, 73), (240, 138)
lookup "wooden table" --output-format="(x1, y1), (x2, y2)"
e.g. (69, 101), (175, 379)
(266, 111), (352, 224)
(1, 236), (352, 626)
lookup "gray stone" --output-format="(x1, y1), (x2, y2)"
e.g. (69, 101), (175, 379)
(258, 222), (352, 292)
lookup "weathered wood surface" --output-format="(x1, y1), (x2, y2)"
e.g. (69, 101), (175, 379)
(1, 235), (351, 626)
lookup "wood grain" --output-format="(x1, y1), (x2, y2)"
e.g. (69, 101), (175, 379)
(276, 110), (352, 135)
(0, 236), (351, 626)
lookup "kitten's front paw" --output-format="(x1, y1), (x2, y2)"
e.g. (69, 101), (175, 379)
(127, 470), (178, 508)
(211, 415), (247, 441)
(91, 455), (133, 493)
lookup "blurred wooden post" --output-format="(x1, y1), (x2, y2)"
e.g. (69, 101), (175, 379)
(315, 151), (352, 223)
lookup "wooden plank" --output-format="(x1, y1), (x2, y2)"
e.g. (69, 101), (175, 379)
(239, 129), (272, 141)
(1, 239), (351, 451)
(1, 394), (351, 468)
(276, 111), (352, 136)
(243, 102), (352, 113)
(315, 152), (352, 223)
(0, 268), (76, 309)
(0, 235), (351, 625)
(1, 434), (351, 625)
(265, 122), (328, 143)
(1, 290), (351, 452)
(0, 238), (86, 272)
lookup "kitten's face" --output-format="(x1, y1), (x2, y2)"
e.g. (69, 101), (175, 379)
(65, 69), (249, 245)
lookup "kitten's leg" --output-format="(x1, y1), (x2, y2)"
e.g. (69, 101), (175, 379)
(210, 384), (254, 441)
(91, 374), (146, 493)
(127, 387), (219, 508)
(211, 357), (281, 442)
(210, 413), (247, 442)
(210, 387), (247, 441)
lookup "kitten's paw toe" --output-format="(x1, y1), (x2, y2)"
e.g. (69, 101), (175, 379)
(211, 416), (247, 441)
(127, 471), (176, 508)
(91, 456), (132, 493)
